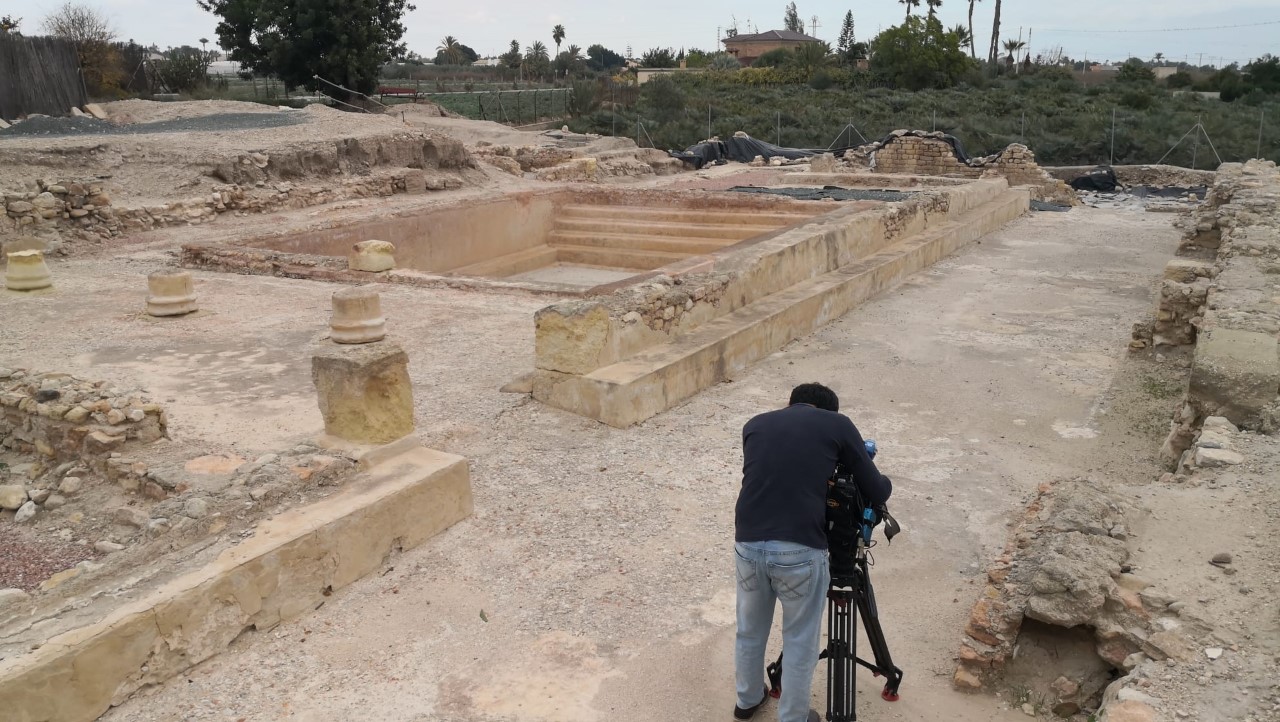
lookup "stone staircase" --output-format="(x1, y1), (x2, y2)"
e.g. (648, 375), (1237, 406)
(534, 187), (1030, 426)
(543, 204), (814, 270)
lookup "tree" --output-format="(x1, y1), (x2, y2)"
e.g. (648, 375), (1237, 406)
(1002, 38), (1025, 66)
(784, 3), (804, 33)
(1116, 58), (1155, 83)
(837, 11), (855, 55)
(793, 41), (832, 80)
(437, 35), (464, 65)
(501, 39), (522, 69)
(641, 74), (685, 122)
(41, 3), (122, 94)
(554, 44), (583, 77)
(0, 15), (21, 34)
(1153, 52), (1164, 65)
(708, 52), (742, 71)
(926, 0), (943, 19)
(197, 0), (415, 98)
(1244, 54), (1280, 94)
(586, 43), (626, 71)
(641, 47), (678, 68)
(433, 41), (476, 65)
(155, 46), (213, 92)
(966, 0), (980, 58)
(987, 0), (1002, 65)
(524, 40), (550, 78)
(951, 24), (972, 54)
(900, 0), (921, 22)
(870, 15), (974, 90)
(552, 24), (565, 56)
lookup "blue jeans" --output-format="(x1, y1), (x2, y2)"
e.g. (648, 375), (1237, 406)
(734, 540), (830, 722)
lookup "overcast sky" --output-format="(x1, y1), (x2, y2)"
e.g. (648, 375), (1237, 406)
(10, 0), (1279, 67)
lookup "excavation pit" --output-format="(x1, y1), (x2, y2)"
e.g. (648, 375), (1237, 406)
(181, 188), (834, 296)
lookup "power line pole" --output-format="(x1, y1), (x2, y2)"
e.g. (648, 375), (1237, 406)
(810, 15), (821, 38)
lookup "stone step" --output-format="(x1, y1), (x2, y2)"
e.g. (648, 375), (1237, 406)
(556, 204), (814, 227)
(548, 230), (729, 255)
(551, 243), (689, 271)
(446, 245), (558, 278)
(552, 216), (780, 241)
(534, 188), (1029, 427)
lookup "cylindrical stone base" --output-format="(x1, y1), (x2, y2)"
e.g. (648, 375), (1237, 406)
(331, 286), (387, 344)
(146, 270), (198, 316)
(348, 240), (396, 273)
(311, 342), (414, 444)
(4, 250), (52, 291)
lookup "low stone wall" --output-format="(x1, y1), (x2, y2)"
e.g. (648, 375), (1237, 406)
(1, 134), (476, 251)
(0, 368), (166, 479)
(1142, 160), (1280, 468)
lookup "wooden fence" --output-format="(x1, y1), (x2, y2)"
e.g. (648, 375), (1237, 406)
(0, 35), (87, 120)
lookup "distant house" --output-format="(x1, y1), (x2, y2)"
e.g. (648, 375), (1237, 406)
(722, 29), (822, 66)
(1152, 66), (1178, 80)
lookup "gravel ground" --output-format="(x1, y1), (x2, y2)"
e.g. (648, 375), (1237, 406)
(0, 523), (100, 592)
(0, 205), (1167, 722)
(0, 112), (306, 138)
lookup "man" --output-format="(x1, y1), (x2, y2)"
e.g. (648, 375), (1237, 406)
(733, 382), (892, 722)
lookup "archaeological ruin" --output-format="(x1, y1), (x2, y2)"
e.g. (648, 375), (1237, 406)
(2, 98), (1277, 722)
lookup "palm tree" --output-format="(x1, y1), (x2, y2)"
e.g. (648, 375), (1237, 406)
(563, 43), (582, 62)
(1002, 38), (1026, 66)
(525, 40), (550, 78)
(437, 35), (464, 65)
(793, 41), (831, 80)
(552, 24), (565, 56)
(966, 0), (981, 58)
(951, 24), (973, 52)
(987, 0), (1002, 65)
(899, 0), (921, 22)
(926, 0), (943, 19)
(1153, 52), (1165, 65)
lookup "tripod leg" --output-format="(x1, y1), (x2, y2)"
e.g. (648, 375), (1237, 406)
(856, 572), (903, 701)
(826, 590), (855, 722)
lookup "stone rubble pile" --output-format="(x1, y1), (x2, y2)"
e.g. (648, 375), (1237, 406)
(954, 478), (1201, 704)
(1143, 160), (1280, 467)
(838, 130), (1077, 205)
(473, 143), (683, 181)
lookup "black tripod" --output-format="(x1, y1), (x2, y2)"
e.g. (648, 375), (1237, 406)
(765, 523), (903, 720)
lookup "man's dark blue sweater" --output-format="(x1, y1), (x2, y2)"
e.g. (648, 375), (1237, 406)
(735, 403), (892, 550)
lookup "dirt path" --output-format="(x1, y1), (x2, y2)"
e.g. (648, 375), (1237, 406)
(40, 205), (1178, 722)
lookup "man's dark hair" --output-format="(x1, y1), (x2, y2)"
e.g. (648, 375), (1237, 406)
(789, 382), (839, 412)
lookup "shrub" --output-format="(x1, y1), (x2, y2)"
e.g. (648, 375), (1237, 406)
(809, 70), (834, 90)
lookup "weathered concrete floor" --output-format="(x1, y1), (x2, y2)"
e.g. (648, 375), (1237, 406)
(4, 206), (1178, 721)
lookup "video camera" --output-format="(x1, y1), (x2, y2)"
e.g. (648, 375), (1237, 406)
(825, 440), (900, 586)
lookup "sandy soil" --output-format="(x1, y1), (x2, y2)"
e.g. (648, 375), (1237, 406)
(0, 201), (1196, 720)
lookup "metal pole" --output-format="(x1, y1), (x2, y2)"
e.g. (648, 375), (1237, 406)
(777, 111), (781, 146)
(708, 104), (712, 141)
(612, 85), (616, 137)
(1192, 114), (1201, 169)
(637, 117), (641, 147)
(1109, 107), (1116, 165)
(1258, 109), (1266, 160)
(932, 110), (936, 131)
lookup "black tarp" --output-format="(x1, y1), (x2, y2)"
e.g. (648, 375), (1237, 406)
(727, 186), (915, 202)
(1069, 166), (1120, 192)
(670, 134), (859, 169)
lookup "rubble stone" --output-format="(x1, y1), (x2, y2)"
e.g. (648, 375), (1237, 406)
(347, 240), (396, 272)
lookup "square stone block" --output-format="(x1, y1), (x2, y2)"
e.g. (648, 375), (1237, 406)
(1190, 328), (1280, 428)
(312, 342), (414, 444)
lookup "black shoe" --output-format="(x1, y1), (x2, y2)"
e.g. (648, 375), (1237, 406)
(733, 689), (769, 720)
(807, 711), (821, 722)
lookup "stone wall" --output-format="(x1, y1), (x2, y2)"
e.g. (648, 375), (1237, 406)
(1142, 160), (1280, 467)
(0, 367), (166, 483)
(862, 132), (1077, 205)
(1, 134), (475, 251)
(954, 479), (1172, 694)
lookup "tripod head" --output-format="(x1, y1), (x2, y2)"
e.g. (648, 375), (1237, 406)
(826, 440), (900, 586)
